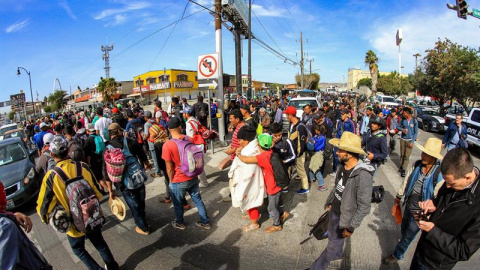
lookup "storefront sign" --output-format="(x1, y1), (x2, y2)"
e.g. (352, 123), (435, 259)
(174, 81), (193, 88)
(133, 85), (151, 93)
(150, 82), (171, 90)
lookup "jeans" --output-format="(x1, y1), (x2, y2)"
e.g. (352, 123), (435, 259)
(409, 254), (430, 270)
(310, 211), (344, 270)
(169, 178), (209, 224)
(393, 209), (420, 260)
(150, 149), (160, 174)
(267, 192), (283, 226)
(371, 163), (380, 181)
(122, 184), (148, 232)
(309, 168), (325, 186)
(67, 230), (118, 270)
(447, 143), (457, 151)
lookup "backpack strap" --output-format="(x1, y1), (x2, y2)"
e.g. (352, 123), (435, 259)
(432, 163), (442, 187)
(188, 120), (199, 134)
(74, 161), (82, 179)
(52, 166), (70, 184)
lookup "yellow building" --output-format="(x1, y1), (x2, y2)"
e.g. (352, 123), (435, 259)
(347, 68), (407, 89)
(133, 69), (199, 100)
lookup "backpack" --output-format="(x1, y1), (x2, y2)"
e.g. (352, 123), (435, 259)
(52, 162), (105, 233)
(126, 120), (144, 144)
(148, 123), (167, 144)
(299, 123), (315, 152)
(104, 145), (126, 183)
(68, 138), (86, 162)
(188, 120), (207, 152)
(158, 110), (169, 129)
(196, 103), (207, 121)
(271, 152), (290, 188)
(43, 151), (57, 171)
(90, 134), (105, 155)
(300, 210), (329, 244)
(122, 136), (147, 190)
(171, 137), (204, 178)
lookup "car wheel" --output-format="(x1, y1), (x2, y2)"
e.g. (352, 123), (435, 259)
(423, 122), (430, 132)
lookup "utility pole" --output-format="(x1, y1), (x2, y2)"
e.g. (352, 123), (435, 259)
(101, 42), (114, 79)
(234, 27), (242, 95)
(413, 53), (421, 70)
(247, 0), (252, 100)
(306, 58), (314, 74)
(215, 0), (225, 143)
(300, 32), (305, 89)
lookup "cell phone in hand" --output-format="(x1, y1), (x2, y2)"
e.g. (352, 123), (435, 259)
(411, 210), (427, 221)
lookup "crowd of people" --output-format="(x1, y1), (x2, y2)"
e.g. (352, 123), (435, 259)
(1, 91), (479, 270)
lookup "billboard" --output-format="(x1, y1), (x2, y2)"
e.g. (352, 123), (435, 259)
(222, 0), (249, 34)
(10, 93), (25, 108)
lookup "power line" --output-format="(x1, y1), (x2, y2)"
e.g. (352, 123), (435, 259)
(280, 0), (301, 32)
(252, 9), (287, 57)
(266, 0), (295, 34)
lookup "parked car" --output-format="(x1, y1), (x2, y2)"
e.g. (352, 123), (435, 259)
(282, 97), (321, 132)
(377, 95), (399, 109)
(0, 137), (39, 210)
(445, 108), (480, 148)
(416, 107), (446, 133)
(0, 123), (18, 140)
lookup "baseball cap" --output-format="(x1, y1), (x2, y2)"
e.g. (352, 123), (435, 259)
(50, 135), (68, 155)
(40, 122), (49, 129)
(180, 107), (192, 114)
(240, 104), (250, 111)
(86, 123), (95, 132)
(111, 108), (119, 114)
(43, 133), (54, 145)
(283, 106), (296, 116)
(258, 133), (273, 149)
(313, 111), (324, 120)
(167, 117), (182, 129)
(366, 106), (373, 111)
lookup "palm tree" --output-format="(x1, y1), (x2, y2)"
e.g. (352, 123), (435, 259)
(98, 77), (117, 103)
(365, 50), (379, 97)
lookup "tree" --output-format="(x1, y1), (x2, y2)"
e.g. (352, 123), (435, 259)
(43, 106), (52, 113)
(98, 77), (118, 103)
(47, 90), (67, 112)
(8, 111), (14, 121)
(365, 50), (379, 96)
(295, 73), (320, 90)
(356, 78), (372, 88)
(376, 72), (413, 97)
(415, 38), (480, 113)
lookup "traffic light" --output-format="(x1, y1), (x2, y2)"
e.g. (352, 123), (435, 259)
(456, 0), (468, 19)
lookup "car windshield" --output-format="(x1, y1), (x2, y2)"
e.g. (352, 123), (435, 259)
(0, 142), (26, 166)
(383, 97), (395, 103)
(288, 100), (317, 109)
(423, 110), (439, 116)
(4, 131), (23, 139)
(0, 126), (17, 136)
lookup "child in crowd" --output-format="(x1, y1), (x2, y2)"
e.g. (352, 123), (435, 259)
(269, 123), (295, 192)
(237, 133), (290, 233)
(309, 125), (327, 191)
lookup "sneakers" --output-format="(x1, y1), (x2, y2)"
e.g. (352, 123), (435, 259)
(383, 255), (399, 264)
(159, 197), (171, 203)
(280, 211), (290, 223)
(265, 225), (282, 233)
(135, 226), (150, 235)
(183, 204), (191, 211)
(297, 188), (309, 194)
(329, 172), (336, 177)
(150, 173), (161, 178)
(317, 185), (328, 192)
(171, 221), (187, 230)
(401, 170), (406, 177)
(199, 182), (209, 188)
(222, 196), (232, 202)
(281, 187), (289, 193)
(195, 221), (212, 230)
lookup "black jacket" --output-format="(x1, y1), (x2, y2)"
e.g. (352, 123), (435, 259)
(414, 168), (480, 269)
(362, 130), (388, 165)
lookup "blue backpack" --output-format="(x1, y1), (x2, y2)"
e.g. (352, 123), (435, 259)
(122, 136), (147, 190)
(90, 134), (105, 155)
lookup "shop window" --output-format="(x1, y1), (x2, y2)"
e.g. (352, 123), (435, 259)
(177, 74), (188, 81)
(136, 80), (144, 87)
(146, 78), (156, 84)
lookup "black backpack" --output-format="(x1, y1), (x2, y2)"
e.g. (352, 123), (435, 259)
(271, 152), (290, 188)
(196, 103), (207, 121)
(68, 138), (86, 162)
(300, 210), (329, 244)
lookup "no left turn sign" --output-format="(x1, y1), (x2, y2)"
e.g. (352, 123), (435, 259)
(197, 53), (219, 80)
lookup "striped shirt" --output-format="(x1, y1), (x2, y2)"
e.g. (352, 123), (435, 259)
(230, 122), (246, 160)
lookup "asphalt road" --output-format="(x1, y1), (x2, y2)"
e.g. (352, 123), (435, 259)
(16, 128), (480, 270)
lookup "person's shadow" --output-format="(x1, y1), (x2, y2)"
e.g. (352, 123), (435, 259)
(173, 229), (242, 270)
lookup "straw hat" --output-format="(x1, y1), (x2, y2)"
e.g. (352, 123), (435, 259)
(414, 138), (443, 160)
(109, 197), (126, 221)
(329, 132), (367, 156)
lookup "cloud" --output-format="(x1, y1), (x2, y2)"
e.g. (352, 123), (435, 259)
(366, 8), (479, 73)
(5, 19), (29, 33)
(187, 31), (209, 41)
(59, 0), (77, 20)
(252, 4), (285, 17)
(105, 14), (127, 26)
(94, 1), (151, 20)
(190, 0), (213, 13)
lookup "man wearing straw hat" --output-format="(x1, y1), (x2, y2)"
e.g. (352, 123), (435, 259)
(384, 138), (444, 265)
(309, 132), (374, 270)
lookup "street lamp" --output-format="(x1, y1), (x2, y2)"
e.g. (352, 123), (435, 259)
(17, 67), (36, 116)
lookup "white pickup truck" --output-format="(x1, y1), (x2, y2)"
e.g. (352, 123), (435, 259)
(445, 108), (480, 147)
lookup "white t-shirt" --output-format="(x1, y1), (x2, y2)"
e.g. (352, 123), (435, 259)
(94, 117), (112, 141)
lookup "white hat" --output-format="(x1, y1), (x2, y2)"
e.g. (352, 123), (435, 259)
(43, 133), (54, 145)
(39, 122), (48, 129)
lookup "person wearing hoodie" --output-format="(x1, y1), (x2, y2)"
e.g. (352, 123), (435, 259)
(309, 132), (374, 270)
(362, 115), (388, 180)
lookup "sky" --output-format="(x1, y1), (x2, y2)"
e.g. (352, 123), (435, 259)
(1, 0), (479, 103)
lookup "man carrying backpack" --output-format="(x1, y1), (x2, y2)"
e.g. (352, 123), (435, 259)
(162, 117), (211, 230)
(64, 125), (86, 162)
(183, 108), (209, 188)
(85, 123), (106, 192)
(154, 100), (169, 129)
(104, 123), (152, 235)
(144, 111), (162, 178)
(34, 133), (56, 179)
(111, 107), (127, 129)
(383, 138), (444, 265)
(192, 95), (209, 128)
(37, 136), (119, 270)
(362, 116), (388, 180)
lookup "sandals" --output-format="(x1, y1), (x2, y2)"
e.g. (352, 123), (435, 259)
(265, 225), (282, 233)
(280, 212), (290, 224)
(242, 223), (260, 232)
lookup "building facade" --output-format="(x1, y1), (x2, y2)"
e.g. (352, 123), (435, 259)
(347, 68), (408, 89)
(133, 69), (199, 100)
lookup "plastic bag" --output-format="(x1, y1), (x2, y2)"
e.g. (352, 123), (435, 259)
(391, 204), (402, 224)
